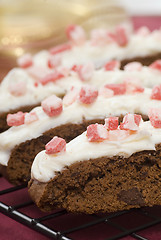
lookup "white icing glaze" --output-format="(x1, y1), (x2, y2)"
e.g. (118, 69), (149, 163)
(0, 88), (161, 166)
(1, 28), (161, 113)
(61, 30), (161, 68)
(1, 64), (161, 113)
(31, 121), (160, 182)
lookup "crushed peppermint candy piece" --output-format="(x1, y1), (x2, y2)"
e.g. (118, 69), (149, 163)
(109, 129), (130, 141)
(149, 60), (161, 72)
(39, 71), (64, 85)
(105, 117), (119, 130)
(151, 85), (161, 100)
(48, 55), (62, 68)
(124, 62), (143, 71)
(120, 114), (142, 131)
(90, 29), (114, 46)
(99, 86), (114, 98)
(8, 82), (27, 96)
(87, 124), (108, 142)
(41, 95), (63, 117)
(49, 43), (72, 55)
(148, 108), (161, 128)
(104, 83), (126, 95)
(77, 62), (94, 81)
(115, 26), (129, 47)
(17, 53), (33, 68)
(78, 86), (98, 104)
(136, 26), (150, 36)
(66, 24), (86, 45)
(24, 112), (39, 124)
(45, 136), (66, 154)
(71, 64), (82, 72)
(104, 60), (120, 71)
(124, 79), (144, 94)
(63, 86), (79, 106)
(7, 111), (25, 126)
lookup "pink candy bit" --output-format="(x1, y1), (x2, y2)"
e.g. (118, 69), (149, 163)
(109, 129), (129, 141)
(148, 108), (161, 128)
(124, 62), (143, 71)
(78, 86), (98, 104)
(87, 124), (108, 142)
(151, 85), (161, 100)
(77, 62), (94, 81)
(17, 53), (33, 68)
(39, 71), (64, 85)
(105, 117), (119, 130)
(49, 43), (72, 55)
(99, 86), (114, 98)
(104, 83), (126, 95)
(24, 112), (39, 124)
(120, 114), (142, 131)
(115, 26), (129, 47)
(66, 24), (86, 45)
(7, 111), (25, 126)
(149, 60), (161, 72)
(8, 82), (27, 96)
(48, 55), (62, 68)
(41, 95), (63, 117)
(104, 60), (120, 71)
(45, 136), (66, 155)
(63, 86), (78, 106)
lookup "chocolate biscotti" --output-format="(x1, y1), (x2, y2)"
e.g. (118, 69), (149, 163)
(1, 82), (161, 185)
(29, 113), (161, 214)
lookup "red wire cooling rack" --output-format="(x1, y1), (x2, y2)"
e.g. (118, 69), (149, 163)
(1, 175), (161, 240)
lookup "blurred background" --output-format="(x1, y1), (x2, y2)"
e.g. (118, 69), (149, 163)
(0, 0), (161, 80)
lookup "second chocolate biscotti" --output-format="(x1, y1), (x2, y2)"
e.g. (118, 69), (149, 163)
(1, 83), (161, 185)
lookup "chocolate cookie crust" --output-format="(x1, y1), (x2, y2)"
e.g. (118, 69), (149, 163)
(28, 143), (161, 214)
(120, 53), (161, 69)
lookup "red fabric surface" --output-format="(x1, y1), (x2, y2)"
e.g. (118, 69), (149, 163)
(1, 16), (161, 240)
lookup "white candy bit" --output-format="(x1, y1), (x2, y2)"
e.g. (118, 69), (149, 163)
(99, 86), (114, 98)
(63, 87), (79, 106)
(136, 26), (150, 36)
(124, 62), (143, 71)
(41, 95), (63, 117)
(17, 53), (33, 68)
(66, 24), (86, 45)
(27, 65), (52, 80)
(48, 55), (62, 68)
(8, 82), (27, 96)
(148, 108), (161, 128)
(109, 129), (129, 141)
(45, 136), (66, 155)
(90, 29), (112, 46)
(25, 112), (39, 124)
(120, 114), (141, 131)
(78, 62), (94, 81)
(57, 66), (70, 78)
(87, 123), (109, 142)
(124, 78), (144, 94)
